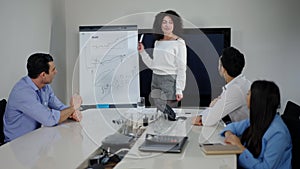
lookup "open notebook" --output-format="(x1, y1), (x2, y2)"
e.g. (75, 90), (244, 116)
(138, 134), (188, 153)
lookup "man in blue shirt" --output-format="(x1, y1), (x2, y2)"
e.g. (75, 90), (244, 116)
(3, 53), (82, 142)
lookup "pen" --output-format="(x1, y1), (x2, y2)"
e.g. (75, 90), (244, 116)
(202, 143), (214, 146)
(139, 34), (144, 43)
(200, 143), (222, 147)
(200, 143), (212, 147)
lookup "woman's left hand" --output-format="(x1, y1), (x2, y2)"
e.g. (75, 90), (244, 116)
(224, 134), (246, 151)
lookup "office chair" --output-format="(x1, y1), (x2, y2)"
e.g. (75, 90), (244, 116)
(281, 101), (300, 169)
(0, 99), (7, 146)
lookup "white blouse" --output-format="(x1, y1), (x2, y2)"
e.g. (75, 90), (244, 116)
(140, 39), (187, 95)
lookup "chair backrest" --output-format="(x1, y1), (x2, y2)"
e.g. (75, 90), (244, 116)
(281, 101), (300, 169)
(0, 99), (7, 145)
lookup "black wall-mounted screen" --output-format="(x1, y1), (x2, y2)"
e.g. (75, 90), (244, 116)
(139, 28), (231, 107)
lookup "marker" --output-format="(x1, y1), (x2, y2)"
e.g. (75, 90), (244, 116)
(139, 34), (144, 42)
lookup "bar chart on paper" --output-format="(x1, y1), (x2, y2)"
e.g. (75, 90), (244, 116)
(79, 25), (140, 106)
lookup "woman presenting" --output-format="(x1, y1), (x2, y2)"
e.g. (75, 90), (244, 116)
(138, 10), (187, 108)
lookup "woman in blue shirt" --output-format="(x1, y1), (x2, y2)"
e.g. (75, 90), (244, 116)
(221, 80), (292, 169)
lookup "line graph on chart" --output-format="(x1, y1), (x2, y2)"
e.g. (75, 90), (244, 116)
(79, 26), (140, 105)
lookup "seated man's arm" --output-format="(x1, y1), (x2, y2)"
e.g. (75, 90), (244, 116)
(48, 86), (68, 110)
(48, 86), (82, 122)
(58, 106), (76, 123)
(202, 85), (245, 126)
(16, 89), (61, 126)
(58, 94), (83, 123)
(192, 115), (202, 126)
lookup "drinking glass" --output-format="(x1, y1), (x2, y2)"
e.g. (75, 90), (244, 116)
(137, 97), (145, 113)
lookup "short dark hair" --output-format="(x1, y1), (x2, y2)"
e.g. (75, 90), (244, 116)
(153, 10), (183, 40)
(27, 53), (53, 79)
(220, 47), (245, 77)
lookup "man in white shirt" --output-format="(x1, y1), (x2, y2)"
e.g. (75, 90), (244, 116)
(193, 47), (250, 126)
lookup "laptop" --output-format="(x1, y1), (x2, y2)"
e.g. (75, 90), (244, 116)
(138, 134), (188, 153)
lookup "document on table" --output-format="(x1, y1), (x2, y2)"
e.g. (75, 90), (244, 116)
(200, 143), (243, 155)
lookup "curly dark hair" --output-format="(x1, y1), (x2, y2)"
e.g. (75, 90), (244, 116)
(152, 10), (183, 41)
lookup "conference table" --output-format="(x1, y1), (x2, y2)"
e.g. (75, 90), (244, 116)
(0, 108), (236, 169)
